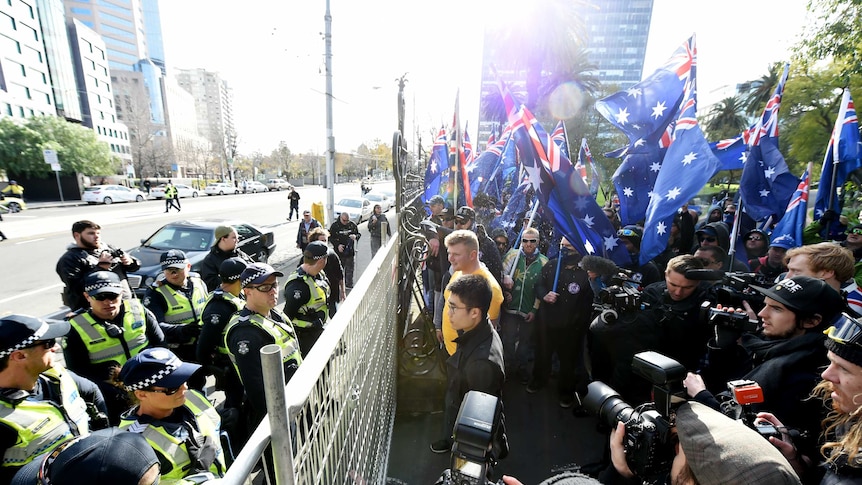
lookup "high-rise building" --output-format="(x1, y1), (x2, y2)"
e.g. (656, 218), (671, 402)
(175, 68), (235, 160)
(475, 0), (654, 149)
(36, 0), (81, 121)
(0, 0), (55, 120)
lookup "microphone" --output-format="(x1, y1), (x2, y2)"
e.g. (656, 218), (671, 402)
(684, 269), (726, 281)
(579, 255), (620, 277)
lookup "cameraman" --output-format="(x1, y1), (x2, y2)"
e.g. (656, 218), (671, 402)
(686, 276), (844, 450)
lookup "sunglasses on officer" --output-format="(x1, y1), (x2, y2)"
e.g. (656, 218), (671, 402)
(22, 338), (57, 351)
(92, 293), (121, 301)
(825, 313), (862, 348)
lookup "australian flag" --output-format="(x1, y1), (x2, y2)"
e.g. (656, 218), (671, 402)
(709, 136), (748, 171)
(612, 144), (666, 225)
(468, 133), (506, 200)
(640, 75), (723, 265)
(771, 167), (810, 250)
(490, 180), (533, 244)
(814, 88), (861, 229)
(739, 64), (797, 222)
(595, 36), (693, 150)
(423, 127), (449, 210)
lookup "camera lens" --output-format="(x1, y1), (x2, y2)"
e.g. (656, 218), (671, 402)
(583, 381), (638, 427)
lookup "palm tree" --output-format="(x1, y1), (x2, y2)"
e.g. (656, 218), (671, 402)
(744, 63), (783, 115)
(705, 96), (749, 140)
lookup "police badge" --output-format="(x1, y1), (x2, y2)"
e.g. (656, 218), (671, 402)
(237, 341), (250, 355)
(293, 290), (302, 300)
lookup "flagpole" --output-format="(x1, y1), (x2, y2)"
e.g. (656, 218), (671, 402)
(726, 197), (743, 272)
(508, 199), (539, 279)
(827, 88), (851, 212)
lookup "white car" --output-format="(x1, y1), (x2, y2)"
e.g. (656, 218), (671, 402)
(149, 183), (200, 199)
(82, 185), (148, 205)
(334, 197), (372, 224)
(363, 192), (392, 212)
(244, 181), (269, 193)
(205, 182), (240, 196)
(266, 178), (293, 191)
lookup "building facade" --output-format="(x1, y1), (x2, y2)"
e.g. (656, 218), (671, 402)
(0, 0), (55, 120)
(175, 68), (235, 161)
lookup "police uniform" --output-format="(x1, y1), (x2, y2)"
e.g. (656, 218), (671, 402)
(197, 288), (245, 409)
(282, 242), (330, 356)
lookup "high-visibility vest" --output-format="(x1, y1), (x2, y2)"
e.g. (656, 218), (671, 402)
(120, 390), (224, 481)
(282, 270), (329, 328)
(0, 366), (90, 468)
(69, 299), (148, 366)
(224, 309), (302, 384)
(155, 277), (208, 326)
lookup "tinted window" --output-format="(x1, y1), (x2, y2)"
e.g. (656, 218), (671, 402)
(147, 227), (213, 251)
(235, 224), (258, 242)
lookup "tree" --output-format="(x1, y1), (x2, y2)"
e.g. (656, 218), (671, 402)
(744, 64), (782, 115)
(114, 80), (171, 179)
(796, 0), (862, 77)
(0, 116), (116, 177)
(705, 96), (749, 140)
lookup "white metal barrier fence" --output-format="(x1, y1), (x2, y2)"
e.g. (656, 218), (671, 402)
(207, 234), (399, 485)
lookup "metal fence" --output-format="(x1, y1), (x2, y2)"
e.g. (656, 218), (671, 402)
(207, 235), (399, 485)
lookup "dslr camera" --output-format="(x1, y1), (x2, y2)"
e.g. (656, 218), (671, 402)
(592, 271), (646, 325)
(718, 379), (784, 440)
(699, 301), (759, 348)
(584, 351), (687, 482)
(684, 269), (769, 309)
(436, 391), (506, 485)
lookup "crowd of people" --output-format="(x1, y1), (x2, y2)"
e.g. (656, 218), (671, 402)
(0, 191), (396, 484)
(422, 192), (862, 484)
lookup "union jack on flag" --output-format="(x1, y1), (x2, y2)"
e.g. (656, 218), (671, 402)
(770, 167), (810, 251)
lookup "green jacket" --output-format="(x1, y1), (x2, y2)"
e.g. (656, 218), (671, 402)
(501, 249), (548, 316)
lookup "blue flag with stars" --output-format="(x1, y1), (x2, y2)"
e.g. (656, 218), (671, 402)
(770, 167), (809, 250)
(814, 88), (861, 231)
(739, 64), (797, 222)
(640, 73), (722, 265)
(423, 127), (448, 210)
(612, 144), (666, 225)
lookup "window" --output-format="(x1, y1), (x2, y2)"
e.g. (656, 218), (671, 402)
(24, 87), (30, 99)
(4, 104), (11, 116)
(70, 7), (91, 15)
(45, 93), (50, 104)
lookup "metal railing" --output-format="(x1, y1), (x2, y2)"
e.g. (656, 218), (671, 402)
(207, 234), (399, 485)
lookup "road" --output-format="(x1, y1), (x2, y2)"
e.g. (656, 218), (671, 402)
(0, 182), (392, 318)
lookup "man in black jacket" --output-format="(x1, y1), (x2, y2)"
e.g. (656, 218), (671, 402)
(329, 212), (360, 288)
(199, 225), (253, 292)
(430, 274), (506, 458)
(56, 220), (140, 313)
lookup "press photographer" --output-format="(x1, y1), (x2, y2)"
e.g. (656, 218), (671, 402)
(684, 275), (844, 458)
(583, 352), (800, 485)
(436, 391), (506, 485)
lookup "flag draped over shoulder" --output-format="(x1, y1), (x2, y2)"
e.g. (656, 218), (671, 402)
(595, 36), (693, 149)
(497, 78), (630, 265)
(639, 53), (723, 265)
(814, 88), (861, 224)
(739, 64), (797, 222)
(770, 167), (810, 250)
(423, 127), (448, 208)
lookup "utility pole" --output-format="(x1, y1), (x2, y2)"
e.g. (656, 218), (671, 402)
(324, 0), (335, 226)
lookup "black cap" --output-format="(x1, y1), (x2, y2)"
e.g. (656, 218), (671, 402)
(219, 257), (247, 283)
(455, 206), (475, 221)
(239, 262), (284, 288)
(83, 271), (123, 296)
(752, 276), (844, 319)
(304, 241), (328, 260)
(0, 315), (69, 359)
(159, 249), (188, 270)
(119, 347), (201, 391)
(11, 428), (159, 485)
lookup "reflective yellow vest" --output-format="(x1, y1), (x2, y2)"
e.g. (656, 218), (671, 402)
(282, 270), (329, 328)
(202, 289), (244, 355)
(120, 390), (224, 481)
(155, 276), (208, 326)
(165, 185), (177, 199)
(224, 310), (302, 384)
(0, 366), (90, 468)
(69, 299), (148, 365)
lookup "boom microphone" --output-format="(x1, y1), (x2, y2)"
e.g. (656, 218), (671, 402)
(579, 255), (620, 277)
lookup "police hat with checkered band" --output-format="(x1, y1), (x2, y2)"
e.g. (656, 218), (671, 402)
(83, 271), (123, 296)
(240, 262), (284, 288)
(159, 249), (188, 270)
(751, 275), (844, 319)
(303, 241), (328, 261)
(0, 315), (69, 359)
(119, 347), (201, 392)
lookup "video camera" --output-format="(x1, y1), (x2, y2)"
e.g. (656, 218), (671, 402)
(684, 269), (771, 308)
(436, 391), (506, 485)
(699, 301), (760, 348)
(592, 270), (648, 325)
(583, 351), (687, 482)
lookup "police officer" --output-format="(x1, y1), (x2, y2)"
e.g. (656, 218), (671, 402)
(164, 180), (180, 213)
(224, 263), (302, 426)
(0, 315), (107, 483)
(119, 348), (225, 483)
(283, 241), (330, 356)
(144, 250), (207, 367)
(329, 211), (361, 289)
(65, 271), (165, 424)
(196, 258), (247, 411)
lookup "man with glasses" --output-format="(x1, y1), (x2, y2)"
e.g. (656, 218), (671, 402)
(500, 228), (548, 384)
(66, 271), (165, 424)
(742, 229), (769, 260)
(430, 274), (507, 457)
(693, 245), (726, 271)
(491, 229), (510, 258)
(143, 250), (207, 388)
(684, 275), (843, 452)
(695, 223), (749, 271)
(225, 263), (302, 426)
(454, 206), (503, 287)
(296, 210), (321, 252)
(0, 314), (107, 483)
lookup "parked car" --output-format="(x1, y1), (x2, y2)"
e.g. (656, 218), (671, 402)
(334, 197), (372, 224)
(126, 219), (276, 297)
(244, 181), (269, 193)
(149, 183), (200, 199)
(363, 192), (392, 212)
(0, 195), (26, 213)
(266, 178), (293, 191)
(82, 185), (148, 205)
(204, 182), (240, 196)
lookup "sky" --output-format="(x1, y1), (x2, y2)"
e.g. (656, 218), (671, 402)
(159, 0), (812, 157)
